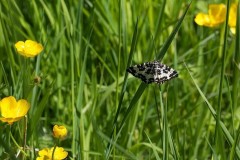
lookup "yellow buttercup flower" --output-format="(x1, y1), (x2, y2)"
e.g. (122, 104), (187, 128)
(15, 40), (43, 58)
(53, 125), (68, 139)
(229, 3), (237, 34)
(195, 4), (226, 27)
(0, 96), (30, 125)
(36, 147), (68, 160)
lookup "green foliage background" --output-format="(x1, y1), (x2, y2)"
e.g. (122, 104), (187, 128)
(0, 0), (240, 159)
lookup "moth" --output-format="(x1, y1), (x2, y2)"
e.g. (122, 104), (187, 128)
(127, 61), (178, 84)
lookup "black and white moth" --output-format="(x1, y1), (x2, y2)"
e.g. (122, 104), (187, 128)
(127, 61), (178, 84)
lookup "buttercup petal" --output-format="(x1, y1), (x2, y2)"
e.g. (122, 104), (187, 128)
(16, 99), (30, 117)
(0, 96), (17, 117)
(14, 41), (25, 54)
(24, 40), (43, 57)
(230, 27), (236, 34)
(229, 3), (237, 27)
(38, 148), (50, 156)
(195, 13), (213, 27)
(0, 117), (23, 125)
(51, 147), (68, 159)
(209, 4), (226, 22)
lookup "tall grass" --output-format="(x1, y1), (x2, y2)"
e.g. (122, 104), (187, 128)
(0, 0), (239, 159)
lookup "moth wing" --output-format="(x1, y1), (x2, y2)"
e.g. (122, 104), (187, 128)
(127, 61), (178, 84)
(127, 65), (155, 83)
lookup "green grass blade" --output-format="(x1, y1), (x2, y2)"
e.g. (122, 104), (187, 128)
(185, 63), (240, 158)
(145, 131), (161, 160)
(157, 0), (192, 60)
(106, 82), (147, 159)
(146, 0), (166, 59)
(113, 18), (139, 126)
(232, 0), (240, 119)
(28, 86), (52, 137)
(230, 2), (240, 159)
(105, 18), (139, 159)
(163, 92), (168, 159)
(168, 129), (179, 160)
(230, 126), (240, 160)
(215, 1), (230, 159)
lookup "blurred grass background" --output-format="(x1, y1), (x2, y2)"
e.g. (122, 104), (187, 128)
(0, 0), (240, 159)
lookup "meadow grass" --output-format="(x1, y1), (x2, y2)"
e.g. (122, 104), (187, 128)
(0, 0), (240, 159)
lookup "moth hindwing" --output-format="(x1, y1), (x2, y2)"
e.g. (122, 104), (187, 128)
(126, 61), (178, 84)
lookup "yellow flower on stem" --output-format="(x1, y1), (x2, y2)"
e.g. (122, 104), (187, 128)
(195, 4), (226, 27)
(15, 40), (43, 58)
(36, 147), (68, 160)
(228, 3), (237, 34)
(53, 125), (68, 139)
(0, 96), (30, 125)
